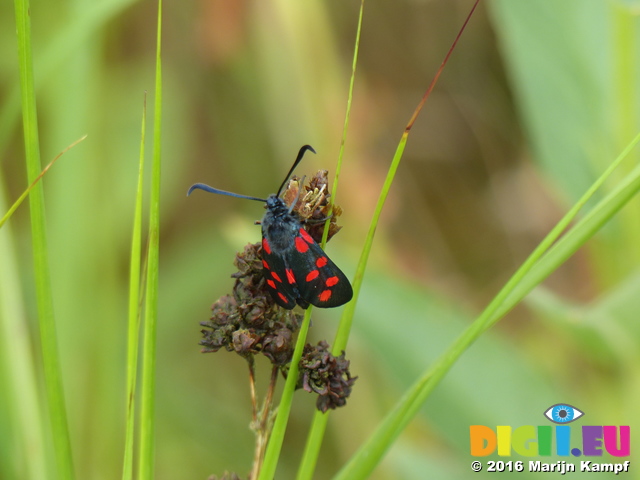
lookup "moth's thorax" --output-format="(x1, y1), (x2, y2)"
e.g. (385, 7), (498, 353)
(262, 194), (302, 251)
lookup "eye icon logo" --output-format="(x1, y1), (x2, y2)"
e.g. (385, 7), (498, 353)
(544, 404), (584, 424)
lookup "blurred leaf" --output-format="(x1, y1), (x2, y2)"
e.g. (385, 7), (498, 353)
(489, 0), (640, 283)
(0, 174), (47, 480)
(356, 270), (554, 451)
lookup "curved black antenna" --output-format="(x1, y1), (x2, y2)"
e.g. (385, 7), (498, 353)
(187, 183), (267, 202)
(275, 145), (316, 197)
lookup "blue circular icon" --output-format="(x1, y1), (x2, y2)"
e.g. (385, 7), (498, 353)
(551, 404), (574, 423)
(571, 448), (582, 457)
(544, 403), (584, 424)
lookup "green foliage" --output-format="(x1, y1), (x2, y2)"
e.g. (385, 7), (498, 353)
(13, 0), (74, 478)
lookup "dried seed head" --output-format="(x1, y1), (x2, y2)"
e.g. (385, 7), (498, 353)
(298, 340), (357, 413)
(200, 242), (301, 365)
(284, 171), (343, 244)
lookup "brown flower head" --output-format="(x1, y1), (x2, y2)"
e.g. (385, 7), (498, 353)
(283, 171), (343, 244)
(298, 340), (357, 413)
(200, 243), (300, 365)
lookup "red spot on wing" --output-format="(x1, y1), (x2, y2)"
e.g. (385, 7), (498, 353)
(262, 259), (270, 270)
(262, 238), (272, 254)
(306, 270), (319, 282)
(267, 279), (276, 289)
(299, 228), (314, 244)
(326, 276), (339, 287)
(286, 268), (296, 284)
(316, 257), (328, 268)
(319, 290), (332, 302)
(295, 236), (309, 253)
(271, 271), (283, 283)
(278, 292), (289, 304)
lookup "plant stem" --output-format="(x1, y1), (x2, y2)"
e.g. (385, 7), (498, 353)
(248, 357), (258, 425)
(251, 365), (279, 480)
(258, 307), (312, 480)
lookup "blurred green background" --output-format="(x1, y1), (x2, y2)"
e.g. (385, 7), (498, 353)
(1, 0), (639, 478)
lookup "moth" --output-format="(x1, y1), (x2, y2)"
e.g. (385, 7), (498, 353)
(188, 145), (353, 309)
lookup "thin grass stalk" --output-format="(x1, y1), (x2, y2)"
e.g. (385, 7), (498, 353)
(334, 131), (640, 479)
(296, 3), (365, 478)
(257, 4), (369, 471)
(122, 95), (148, 480)
(0, 135), (86, 229)
(294, 3), (480, 479)
(13, 0), (75, 478)
(138, 2), (162, 478)
(498, 144), (640, 320)
(258, 307), (313, 480)
(250, 365), (280, 480)
(320, 0), (365, 247)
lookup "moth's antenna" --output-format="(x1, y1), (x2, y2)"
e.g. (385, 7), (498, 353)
(275, 145), (316, 197)
(187, 183), (267, 202)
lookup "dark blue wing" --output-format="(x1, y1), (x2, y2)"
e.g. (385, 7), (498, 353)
(261, 230), (352, 309)
(283, 228), (353, 308)
(261, 237), (301, 309)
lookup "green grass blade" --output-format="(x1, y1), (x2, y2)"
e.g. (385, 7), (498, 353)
(333, 131), (640, 479)
(294, 4), (480, 479)
(259, 3), (370, 477)
(13, 0), (75, 478)
(0, 135), (86, 229)
(258, 308), (313, 480)
(332, 0), (480, 366)
(320, 0), (365, 247)
(500, 153), (640, 321)
(122, 96), (147, 480)
(296, 2), (365, 478)
(138, 2), (162, 478)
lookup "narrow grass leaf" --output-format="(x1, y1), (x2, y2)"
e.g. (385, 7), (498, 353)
(296, 2), (365, 478)
(122, 95), (147, 480)
(297, 3), (480, 479)
(259, 3), (370, 478)
(13, 0), (75, 477)
(138, 3), (162, 479)
(258, 308), (313, 480)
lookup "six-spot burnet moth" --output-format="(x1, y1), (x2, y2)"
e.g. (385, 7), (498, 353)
(188, 145), (353, 310)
